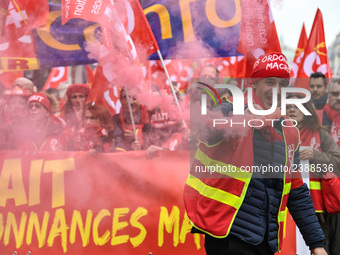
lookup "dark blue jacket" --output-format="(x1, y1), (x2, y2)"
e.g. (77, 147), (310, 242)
(229, 122), (324, 251)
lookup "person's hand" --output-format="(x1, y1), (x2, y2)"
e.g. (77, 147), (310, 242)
(131, 140), (141, 151)
(311, 247), (328, 255)
(300, 148), (314, 161)
(123, 130), (135, 142)
(146, 145), (163, 159)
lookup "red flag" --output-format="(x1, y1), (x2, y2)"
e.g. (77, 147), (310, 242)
(0, 0), (9, 36)
(87, 65), (121, 115)
(295, 9), (332, 89)
(119, 0), (159, 57)
(291, 24), (308, 79)
(61, 0), (158, 58)
(3, 0), (48, 40)
(86, 64), (95, 86)
(0, 0), (48, 71)
(42, 66), (68, 91)
(238, 0), (281, 82)
(0, 70), (23, 89)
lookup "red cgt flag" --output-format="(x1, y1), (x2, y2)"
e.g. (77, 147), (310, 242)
(291, 23), (307, 79)
(238, 0), (281, 83)
(295, 9), (332, 89)
(42, 66), (68, 91)
(87, 65), (121, 115)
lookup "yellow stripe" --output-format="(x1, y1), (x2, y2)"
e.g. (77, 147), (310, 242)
(186, 175), (243, 209)
(194, 148), (252, 180)
(310, 181), (321, 190)
(278, 210), (286, 223)
(283, 182), (291, 195)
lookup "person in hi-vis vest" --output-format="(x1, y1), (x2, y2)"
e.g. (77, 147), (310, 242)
(184, 53), (327, 255)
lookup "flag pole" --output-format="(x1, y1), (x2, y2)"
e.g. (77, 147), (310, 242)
(156, 50), (188, 128)
(156, 50), (181, 112)
(124, 89), (138, 142)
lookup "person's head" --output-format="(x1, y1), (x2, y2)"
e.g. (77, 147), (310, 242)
(120, 89), (140, 114)
(12, 77), (35, 96)
(250, 52), (290, 110)
(286, 94), (323, 131)
(66, 84), (90, 111)
(309, 72), (328, 100)
(328, 79), (340, 112)
(45, 88), (60, 101)
(4, 87), (29, 122)
(84, 103), (114, 132)
(199, 64), (219, 79)
(27, 93), (51, 125)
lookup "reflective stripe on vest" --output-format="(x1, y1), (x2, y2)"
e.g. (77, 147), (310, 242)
(310, 180), (322, 190)
(186, 174), (246, 209)
(184, 117), (299, 247)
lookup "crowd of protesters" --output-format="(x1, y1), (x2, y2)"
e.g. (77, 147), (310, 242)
(0, 77), (191, 154)
(1, 56), (340, 254)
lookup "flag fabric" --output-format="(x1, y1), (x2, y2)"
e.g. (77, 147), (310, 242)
(141, 0), (241, 60)
(147, 59), (194, 92)
(291, 23), (308, 79)
(87, 65), (121, 115)
(123, 0), (159, 57)
(0, 0), (48, 71)
(203, 56), (246, 79)
(295, 9), (332, 89)
(33, 4), (98, 69)
(61, 0), (158, 60)
(3, 0), (48, 39)
(0, 0), (9, 36)
(0, 70), (23, 89)
(62, 0), (115, 28)
(42, 66), (68, 91)
(238, 0), (281, 81)
(86, 64), (95, 86)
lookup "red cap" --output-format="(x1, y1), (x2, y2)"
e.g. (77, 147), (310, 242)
(251, 52), (290, 82)
(28, 93), (51, 114)
(66, 84), (90, 98)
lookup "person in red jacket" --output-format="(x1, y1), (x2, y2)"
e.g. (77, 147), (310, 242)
(19, 93), (65, 151)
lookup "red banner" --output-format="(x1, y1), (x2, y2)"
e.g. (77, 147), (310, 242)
(0, 150), (204, 254)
